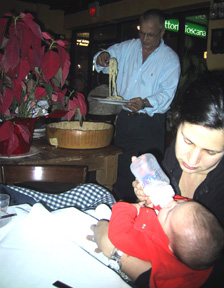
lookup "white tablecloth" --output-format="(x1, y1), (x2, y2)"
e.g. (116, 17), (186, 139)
(0, 204), (131, 288)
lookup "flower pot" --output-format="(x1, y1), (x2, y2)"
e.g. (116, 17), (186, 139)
(0, 118), (37, 156)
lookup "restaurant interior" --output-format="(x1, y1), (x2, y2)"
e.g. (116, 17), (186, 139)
(1, 1), (224, 287)
(2, 0), (224, 92)
(1, 0), (224, 184)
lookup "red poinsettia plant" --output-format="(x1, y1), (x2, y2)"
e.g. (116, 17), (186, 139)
(0, 11), (87, 155)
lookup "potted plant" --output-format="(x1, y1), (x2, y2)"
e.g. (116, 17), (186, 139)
(0, 11), (87, 156)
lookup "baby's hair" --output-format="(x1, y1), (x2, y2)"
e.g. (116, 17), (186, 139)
(170, 202), (224, 270)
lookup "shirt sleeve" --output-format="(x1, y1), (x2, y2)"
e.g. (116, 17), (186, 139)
(108, 202), (169, 261)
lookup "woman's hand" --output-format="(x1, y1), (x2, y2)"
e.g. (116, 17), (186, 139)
(87, 220), (114, 257)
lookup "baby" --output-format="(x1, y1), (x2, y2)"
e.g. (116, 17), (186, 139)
(108, 198), (224, 288)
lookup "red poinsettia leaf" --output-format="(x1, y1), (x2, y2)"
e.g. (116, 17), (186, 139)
(0, 121), (14, 141)
(56, 39), (69, 47)
(52, 88), (67, 105)
(7, 132), (20, 156)
(20, 13), (43, 40)
(32, 35), (44, 68)
(19, 24), (34, 59)
(9, 79), (22, 102)
(42, 50), (60, 81)
(53, 91), (63, 107)
(65, 97), (85, 121)
(17, 58), (30, 82)
(76, 92), (87, 116)
(5, 34), (20, 71)
(62, 53), (70, 87)
(28, 48), (35, 70)
(0, 54), (3, 68)
(34, 87), (47, 100)
(16, 123), (30, 143)
(1, 87), (14, 114)
(0, 17), (9, 48)
(57, 45), (70, 86)
(42, 32), (52, 40)
(7, 65), (19, 77)
(65, 109), (75, 121)
(4, 12), (13, 17)
(47, 110), (68, 118)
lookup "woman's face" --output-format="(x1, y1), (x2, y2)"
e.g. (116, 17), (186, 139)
(175, 122), (224, 175)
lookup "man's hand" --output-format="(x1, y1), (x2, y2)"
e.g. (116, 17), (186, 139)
(86, 220), (114, 257)
(96, 52), (110, 67)
(125, 97), (151, 113)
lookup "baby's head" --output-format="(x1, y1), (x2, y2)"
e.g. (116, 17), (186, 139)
(158, 200), (224, 270)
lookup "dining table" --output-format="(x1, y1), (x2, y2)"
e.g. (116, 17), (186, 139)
(0, 137), (123, 191)
(0, 203), (132, 288)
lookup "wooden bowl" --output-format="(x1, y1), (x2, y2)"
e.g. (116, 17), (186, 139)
(46, 121), (114, 149)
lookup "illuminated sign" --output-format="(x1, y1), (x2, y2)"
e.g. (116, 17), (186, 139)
(89, 7), (96, 17)
(88, 1), (99, 18)
(77, 39), (89, 46)
(165, 19), (207, 38)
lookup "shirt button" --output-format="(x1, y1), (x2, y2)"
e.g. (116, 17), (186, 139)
(142, 224), (146, 229)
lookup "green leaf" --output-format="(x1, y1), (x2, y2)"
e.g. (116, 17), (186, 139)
(43, 82), (53, 98)
(77, 107), (83, 127)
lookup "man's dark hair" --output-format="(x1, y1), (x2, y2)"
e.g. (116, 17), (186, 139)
(140, 9), (165, 30)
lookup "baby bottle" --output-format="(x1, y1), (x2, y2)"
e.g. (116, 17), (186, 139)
(130, 153), (175, 210)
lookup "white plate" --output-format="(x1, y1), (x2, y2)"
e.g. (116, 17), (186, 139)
(0, 146), (40, 159)
(33, 132), (45, 138)
(92, 97), (130, 105)
(34, 128), (46, 133)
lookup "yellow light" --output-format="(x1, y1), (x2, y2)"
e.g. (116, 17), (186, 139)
(204, 51), (207, 59)
(76, 39), (89, 46)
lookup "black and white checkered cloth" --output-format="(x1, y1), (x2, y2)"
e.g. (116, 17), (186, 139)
(8, 183), (116, 211)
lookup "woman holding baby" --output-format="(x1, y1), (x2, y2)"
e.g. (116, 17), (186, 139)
(2, 71), (224, 287)
(90, 72), (224, 287)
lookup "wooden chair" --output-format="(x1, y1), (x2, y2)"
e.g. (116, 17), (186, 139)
(1, 165), (88, 187)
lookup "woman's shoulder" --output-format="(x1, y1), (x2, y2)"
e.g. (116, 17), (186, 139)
(195, 158), (224, 227)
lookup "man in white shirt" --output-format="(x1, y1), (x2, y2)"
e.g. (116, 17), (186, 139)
(94, 9), (180, 201)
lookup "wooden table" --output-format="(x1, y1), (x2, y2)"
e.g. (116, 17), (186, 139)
(0, 138), (123, 191)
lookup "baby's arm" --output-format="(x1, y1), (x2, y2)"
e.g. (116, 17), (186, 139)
(108, 202), (156, 261)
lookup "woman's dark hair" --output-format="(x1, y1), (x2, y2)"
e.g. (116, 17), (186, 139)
(170, 72), (224, 133)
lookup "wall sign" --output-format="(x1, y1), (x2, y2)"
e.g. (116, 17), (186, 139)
(165, 19), (207, 38)
(88, 1), (99, 18)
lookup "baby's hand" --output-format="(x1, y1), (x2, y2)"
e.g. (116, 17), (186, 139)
(132, 179), (152, 207)
(132, 202), (145, 214)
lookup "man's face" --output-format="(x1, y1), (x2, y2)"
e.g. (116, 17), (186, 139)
(139, 19), (164, 51)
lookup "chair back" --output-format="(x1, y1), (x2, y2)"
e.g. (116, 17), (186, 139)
(1, 165), (88, 186)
